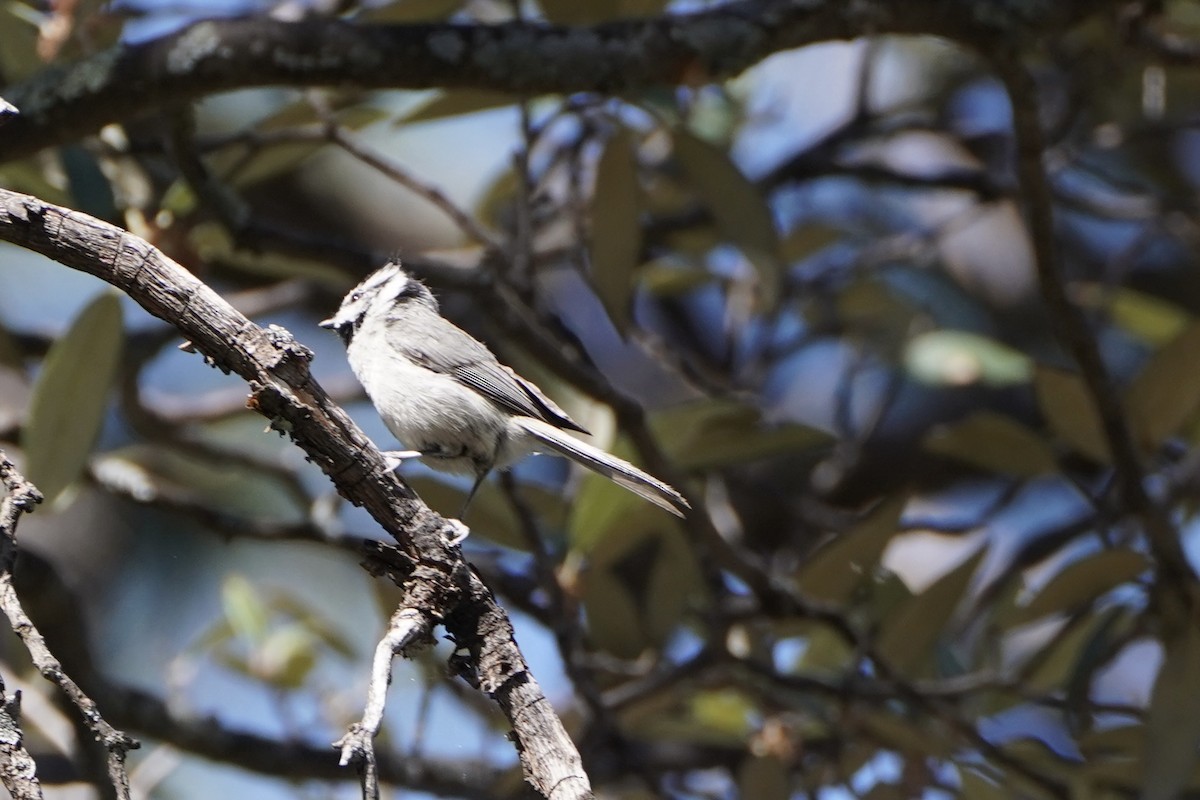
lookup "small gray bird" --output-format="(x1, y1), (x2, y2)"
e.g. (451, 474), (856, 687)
(320, 262), (689, 518)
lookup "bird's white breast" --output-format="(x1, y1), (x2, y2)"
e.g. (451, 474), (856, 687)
(346, 328), (521, 474)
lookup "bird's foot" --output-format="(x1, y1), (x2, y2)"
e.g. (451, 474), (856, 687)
(381, 450), (422, 471)
(444, 519), (470, 546)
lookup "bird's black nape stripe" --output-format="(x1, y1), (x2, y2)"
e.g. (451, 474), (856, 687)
(396, 280), (423, 300)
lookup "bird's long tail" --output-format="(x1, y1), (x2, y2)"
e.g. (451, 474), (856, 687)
(515, 417), (690, 518)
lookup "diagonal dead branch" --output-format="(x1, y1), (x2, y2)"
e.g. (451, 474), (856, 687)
(0, 188), (590, 799)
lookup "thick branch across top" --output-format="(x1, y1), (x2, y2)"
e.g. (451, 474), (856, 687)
(0, 0), (1112, 161)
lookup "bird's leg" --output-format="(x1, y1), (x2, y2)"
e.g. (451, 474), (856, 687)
(459, 469), (489, 519)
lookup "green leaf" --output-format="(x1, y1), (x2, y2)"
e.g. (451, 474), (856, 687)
(23, 292), (123, 503)
(359, 0), (463, 21)
(265, 593), (356, 659)
(737, 756), (789, 800)
(399, 90), (517, 124)
(540, 0), (617, 23)
(649, 400), (829, 471)
(780, 223), (842, 263)
(1012, 549), (1148, 624)
(1143, 620), (1200, 800)
(859, 713), (953, 758)
(1079, 723), (1142, 759)
(1034, 367), (1111, 463)
(568, 449), (657, 554)
(958, 768), (1010, 800)
(0, 159), (72, 207)
(876, 549), (984, 676)
(217, 102), (387, 187)
(924, 412), (1057, 477)
(0, 324), (22, 369)
(581, 514), (704, 650)
(62, 146), (118, 221)
(0, 327), (28, 435)
(1063, 608), (1129, 734)
(791, 623), (855, 673)
(689, 688), (756, 739)
(541, 0), (668, 22)
(338, 105), (387, 128)
(673, 130), (777, 254)
(204, 247), (352, 286)
(91, 445), (307, 525)
(1021, 610), (1124, 693)
(0, 3), (41, 83)
(589, 127), (642, 334)
(904, 331), (1032, 387)
(865, 570), (914, 624)
(222, 143), (314, 188)
(622, 686), (764, 747)
(582, 568), (646, 658)
(1108, 287), (1191, 345)
(258, 624), (318, 688)
(672, 129), (781, 305)
(222, 574), (270, 646)
(639, 259), (714, 295)
(619, 0), (671, 15)
(1126, 320), (1200, 451)
(644, 527), (704, 643)
(255, 99), (387, 133)
(159, 179), (197, 217)
(796, 496), (905, 605)
(474, 168), (518, 229)
(837, 279), (917, 342)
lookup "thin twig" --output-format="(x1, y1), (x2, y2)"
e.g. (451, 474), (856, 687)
(992, 53), (1192, 592)
(0, 454), (138, 799)
(508, 99), (537, 286)
(324, 124), (503, 251)
(188, 115), (503, 250)
(336, 606), (435, 800)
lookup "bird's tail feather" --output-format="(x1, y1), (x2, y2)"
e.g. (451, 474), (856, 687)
(516, 418), (689, 518)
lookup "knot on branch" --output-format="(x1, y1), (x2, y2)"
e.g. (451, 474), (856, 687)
(0, 459), (42, 511)
(334, 723), (376, 773)
(264, 323), (314, 367)
(361, 540), (416, 582)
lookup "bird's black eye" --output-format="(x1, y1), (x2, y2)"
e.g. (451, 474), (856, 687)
(350, 290), (363, 302)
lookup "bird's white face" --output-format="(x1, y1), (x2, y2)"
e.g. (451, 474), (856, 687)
(319, 262), (425, 342)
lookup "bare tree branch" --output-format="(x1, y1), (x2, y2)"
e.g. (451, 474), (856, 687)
(0, 1), (1117, 162)
(99, 679), (512, 798)
(0, 188), (589, 799)
(0, 454), (136, 799)
(0, 677), (39, 800)
(12, 544), (516, 798)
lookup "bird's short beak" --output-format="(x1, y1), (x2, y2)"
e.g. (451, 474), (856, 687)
(318, 317), (337, 330)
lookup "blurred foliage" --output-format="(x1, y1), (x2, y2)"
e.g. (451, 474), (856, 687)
(5, 0), (1200, 799)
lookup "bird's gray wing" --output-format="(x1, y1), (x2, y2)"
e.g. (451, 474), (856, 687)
(389, 321), (588, 433)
